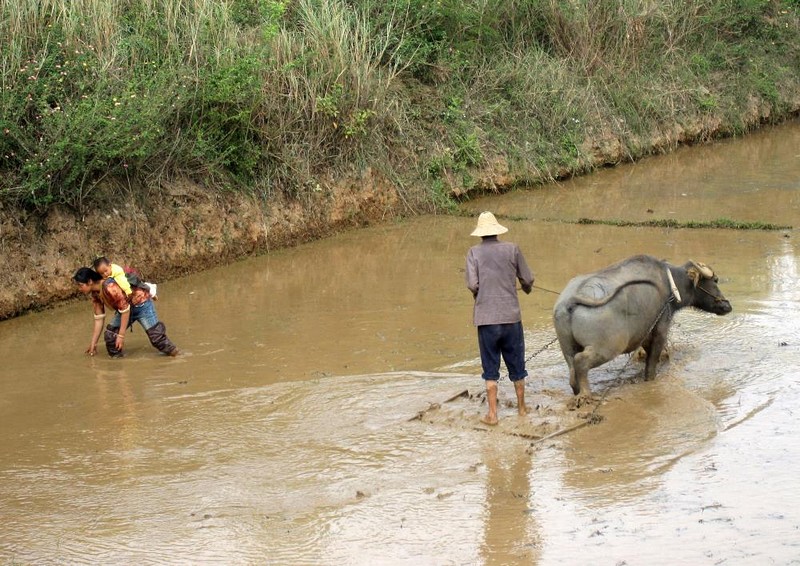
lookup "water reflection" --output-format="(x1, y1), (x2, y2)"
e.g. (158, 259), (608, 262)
(480, 439), (539, 564)
(90, 365), (149, 467)
(765, 238), (799, 296)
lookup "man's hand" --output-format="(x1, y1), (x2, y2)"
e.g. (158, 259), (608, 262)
(115, 334), (125, 351)
(86, 345), (97, 356)
(521, 283), (533, 294)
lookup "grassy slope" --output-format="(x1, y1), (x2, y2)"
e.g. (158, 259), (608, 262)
(0, 0), (798, 213)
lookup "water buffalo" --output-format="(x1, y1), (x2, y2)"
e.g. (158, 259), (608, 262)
(553, 254), (732, 400)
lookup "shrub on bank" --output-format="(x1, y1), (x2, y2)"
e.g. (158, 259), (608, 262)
(0, 0), (798, 213)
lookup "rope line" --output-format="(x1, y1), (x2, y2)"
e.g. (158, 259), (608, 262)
(525, 335), (560, 363)
(533, 284), (561, 296)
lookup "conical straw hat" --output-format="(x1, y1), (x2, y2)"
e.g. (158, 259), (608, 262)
(471, 211), (508, 237)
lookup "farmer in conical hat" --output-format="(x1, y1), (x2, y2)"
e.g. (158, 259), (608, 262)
(465, 211), (534, 425)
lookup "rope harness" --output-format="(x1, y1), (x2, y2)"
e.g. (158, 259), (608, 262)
(696, 283), (726, 303)
(524, 335), (560, 364)
(644, 295), (675, 337)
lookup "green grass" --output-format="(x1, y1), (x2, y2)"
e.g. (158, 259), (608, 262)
(1, 0), (798, 213)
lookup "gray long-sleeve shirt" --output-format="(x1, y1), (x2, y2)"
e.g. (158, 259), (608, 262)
(465, 238), (534, 326)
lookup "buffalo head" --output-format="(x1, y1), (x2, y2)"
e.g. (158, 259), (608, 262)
(685, 260), (732, 315)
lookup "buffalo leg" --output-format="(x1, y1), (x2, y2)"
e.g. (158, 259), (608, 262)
(556, 337), (579, 394)
(643, 330), (667, 380)
(566, 357), (579, 395)
(573, 346), (610, 398)
(569, 364), (578, 396)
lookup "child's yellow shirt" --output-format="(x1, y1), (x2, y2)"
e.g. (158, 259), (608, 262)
(108, 263), (132, 296)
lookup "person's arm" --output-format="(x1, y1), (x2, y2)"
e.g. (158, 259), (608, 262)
(115, 308), (131, 351)
(87, 302), (105, 356)
(104, 279), (131, 351)
(516, 246), (534, 294)
(466, 249), (479, 298)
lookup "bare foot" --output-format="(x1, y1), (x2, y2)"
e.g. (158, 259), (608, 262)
(480, 414), (498, 426)
(518, 404), (528, 417)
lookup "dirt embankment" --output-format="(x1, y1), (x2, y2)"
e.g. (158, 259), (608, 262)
(1, 97), (797, 321)
(0, 168), (401, 320)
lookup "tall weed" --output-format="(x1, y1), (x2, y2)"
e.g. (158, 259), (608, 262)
(258, 0), (407, 180)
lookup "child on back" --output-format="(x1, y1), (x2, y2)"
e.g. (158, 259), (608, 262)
(92, 256), (158, 299)
(92, 257), (132, 296)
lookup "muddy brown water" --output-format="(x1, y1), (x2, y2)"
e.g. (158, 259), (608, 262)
(1, 120), (799, 565)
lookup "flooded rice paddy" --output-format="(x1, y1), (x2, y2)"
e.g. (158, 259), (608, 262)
(1, 120), (799, 564)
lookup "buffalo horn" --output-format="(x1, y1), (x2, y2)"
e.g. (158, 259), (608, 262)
(689, 260), (714, 279)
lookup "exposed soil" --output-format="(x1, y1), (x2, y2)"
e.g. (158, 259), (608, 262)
(0, 168), (401, 320)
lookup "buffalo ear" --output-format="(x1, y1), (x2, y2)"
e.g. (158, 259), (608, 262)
(687, 266), (700, 287)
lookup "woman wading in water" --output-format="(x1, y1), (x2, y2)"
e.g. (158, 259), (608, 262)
(73, 267), (178, 357)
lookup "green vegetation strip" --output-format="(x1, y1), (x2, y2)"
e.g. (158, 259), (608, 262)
(475, 212), (791, 230)
(573, 217), (792, 230)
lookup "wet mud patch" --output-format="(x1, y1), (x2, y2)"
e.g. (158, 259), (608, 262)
(552, 379), (723, 501)
(408, 385), (605, 446)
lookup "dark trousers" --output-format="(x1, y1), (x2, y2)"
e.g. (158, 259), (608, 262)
(104, 299), (177, 357)
(477, 322), (528, 382)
